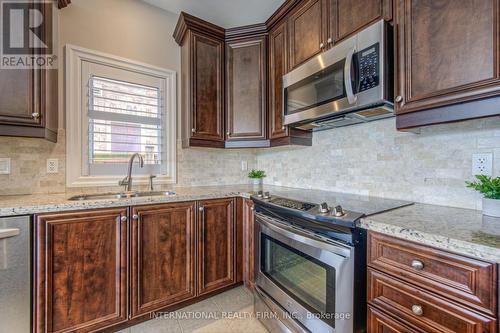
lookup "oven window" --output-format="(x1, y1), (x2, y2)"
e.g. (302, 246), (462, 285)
(261, 234), (336, 326)
(285, 59), (346, 115)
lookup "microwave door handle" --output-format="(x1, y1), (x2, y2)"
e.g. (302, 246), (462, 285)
(344, 47), (357, 104)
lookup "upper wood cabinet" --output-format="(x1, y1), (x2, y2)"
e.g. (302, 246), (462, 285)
(225, 35), (267, 144)
(130, 202), (196, 318)
(288, 0), (328, 70)
(333, 0), (392, 42)
(395, 0), (500, 127)
(197, 198), (236, 295)
(175, 13), (226, 148)
(34, 208), (128, 333)
(0, 2), (58, 142)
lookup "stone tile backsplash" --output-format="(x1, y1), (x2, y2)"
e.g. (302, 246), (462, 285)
(257, 117), (500, 210)
(0, 116), (499, 210)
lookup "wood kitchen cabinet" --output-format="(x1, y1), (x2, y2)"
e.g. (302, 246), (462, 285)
(333, 0), (392, 42)
(130, 202), (196, 318)
(0, 2), (58, 142)
(395, 0), (500, 129)
(242, 198), (255, 290)
(175, 13), (226, 148)
(34, 208), (128, 333)
(225, 33), (268, 147)
(197, 198), (236, 295)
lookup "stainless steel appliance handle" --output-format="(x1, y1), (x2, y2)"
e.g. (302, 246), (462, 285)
(344, 47), (357, 104)
(256, 213), (351, 258)
(0, 228), (20, 239)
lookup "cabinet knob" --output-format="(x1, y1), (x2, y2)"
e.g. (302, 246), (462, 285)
(395, 95), (403, 103)
(411, 305), (423, 316)
(281, 126), (285, 130)
(199, 207), (204, 212)
(320, 42), (325, 49)
(132, 214), (139, 220)
(250, 206), (255, 211)
(327, 37), (333, 44)
(191, 128), (196, 133)
(226, 132), (230, 136)
(32, 112), (40, 120)
(120, 216), (127, 222)
(411, 260), (424, 270)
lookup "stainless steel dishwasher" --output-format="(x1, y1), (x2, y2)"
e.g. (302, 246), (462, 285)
(0, 216), (31, 333)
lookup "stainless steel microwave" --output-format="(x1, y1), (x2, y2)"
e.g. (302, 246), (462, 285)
(283, 20), (393, 130)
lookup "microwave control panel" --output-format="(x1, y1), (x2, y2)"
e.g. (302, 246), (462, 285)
(358, 43), (380, 92)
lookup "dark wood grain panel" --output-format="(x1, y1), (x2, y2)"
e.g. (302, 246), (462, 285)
(368, 269), (497, 333)
(226, 36), (267, 141)
(395, 0), (500, 114)
(334, 0), (385, 41)
(368, 232), (497, 316)
(130, 202), (196, 317)
(34, 208), (128, 333)
(368, 306), (419, 333)
(192, 32), (225, 142)
(242, 199), (255, 290)
(197, 198), (236, 295)
(288, 0), (327, 69)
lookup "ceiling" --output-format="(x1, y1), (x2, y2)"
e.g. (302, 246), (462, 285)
(142, 0), (286, 28)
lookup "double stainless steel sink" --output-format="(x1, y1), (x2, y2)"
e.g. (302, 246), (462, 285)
(68, 191), (176, 201)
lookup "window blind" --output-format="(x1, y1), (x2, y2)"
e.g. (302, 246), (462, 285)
(88, 76), (163, 165)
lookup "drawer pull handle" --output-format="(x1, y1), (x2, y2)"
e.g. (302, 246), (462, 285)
(411, 305), (423, 316)
(411, 260), (424, 270)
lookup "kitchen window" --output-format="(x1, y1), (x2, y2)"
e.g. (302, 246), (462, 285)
(66, 45), (176, 187)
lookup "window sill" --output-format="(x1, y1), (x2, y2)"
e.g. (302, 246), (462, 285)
(67, 175), (176, 188)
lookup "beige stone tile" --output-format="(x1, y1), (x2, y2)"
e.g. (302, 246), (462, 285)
(211, 286), (253, 313)
(176, 298), (222, 333)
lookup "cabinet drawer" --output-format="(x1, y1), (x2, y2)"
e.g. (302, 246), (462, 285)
(368, 232), (497, 315)
(368, 269), (497, 333)
(368, 306), (419, 333)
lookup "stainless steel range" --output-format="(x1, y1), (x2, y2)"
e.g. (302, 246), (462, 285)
(252, 191), (412, 333)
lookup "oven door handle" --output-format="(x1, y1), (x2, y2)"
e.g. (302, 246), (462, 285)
(344, 47), (357, 105)
(256, 213), (352, 258)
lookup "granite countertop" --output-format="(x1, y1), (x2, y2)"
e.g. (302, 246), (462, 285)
(1, 184), (500, 262)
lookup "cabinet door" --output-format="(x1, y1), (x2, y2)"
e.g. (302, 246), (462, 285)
(0, 69), (40, 126)
(226, 36), (267, 141)
(269, 22), (289, 139)
(395, 0), (500, 114)
(334, 0), (389, 41)
(34, 208), (128, 333)
(130, 202), (196, 317)
(288, 0), (328, 69)
(197, 198), (236, 295)
(191, 32), (225, 142)
(242, 199), (255, 290)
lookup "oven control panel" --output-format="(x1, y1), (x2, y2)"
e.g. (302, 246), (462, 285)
(357, 43), (380, 92)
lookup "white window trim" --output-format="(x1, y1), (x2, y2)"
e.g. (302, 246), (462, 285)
(66, 44), (177, 187)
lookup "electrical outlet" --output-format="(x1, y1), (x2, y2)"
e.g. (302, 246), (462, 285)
(241, 160), (248, 171)
(0, 158), (10, 175)
(472, 153), (493, 176)
(47, 159), (59, 174)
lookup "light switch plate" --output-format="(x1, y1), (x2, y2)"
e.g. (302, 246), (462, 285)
(241, 160), (248, 171)
(47, 159), (59, 174)
(0, 158), (11, 175)
(472, 153), (493, 176)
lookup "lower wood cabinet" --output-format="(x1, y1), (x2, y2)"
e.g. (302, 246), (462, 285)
(368, 306), (419, 333)
(242, 198), (255, 290)
(34, 208), (128, 333)
(130, 202), (196, 318)
(197, 198), (236, 295)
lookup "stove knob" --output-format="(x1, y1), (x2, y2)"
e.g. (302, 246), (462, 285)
(257, 191), (263, 198)
(319, 202), (330, 213)
(263, 192), (271, 199)
(333, 205), (345, 217)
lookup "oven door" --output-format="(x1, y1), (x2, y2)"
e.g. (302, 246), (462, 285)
(255, 213), (354, 333)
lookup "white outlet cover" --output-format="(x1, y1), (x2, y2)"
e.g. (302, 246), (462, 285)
(472, 153), (493, 176)
(47, 159), (59, 174)
(241, 160), (248, 171)
(0, 158), (10, 175)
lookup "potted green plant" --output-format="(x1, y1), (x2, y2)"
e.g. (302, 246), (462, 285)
(248, 169), (266, 186)
(466, 175), (500, 217)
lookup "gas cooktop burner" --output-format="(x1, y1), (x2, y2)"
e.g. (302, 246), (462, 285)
(269, 198), (315, 211)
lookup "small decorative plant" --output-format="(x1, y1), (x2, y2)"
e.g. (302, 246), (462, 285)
(466, 175), (500, 217)
(465, 175), (500, 200)
(248, 169), (266, 179)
